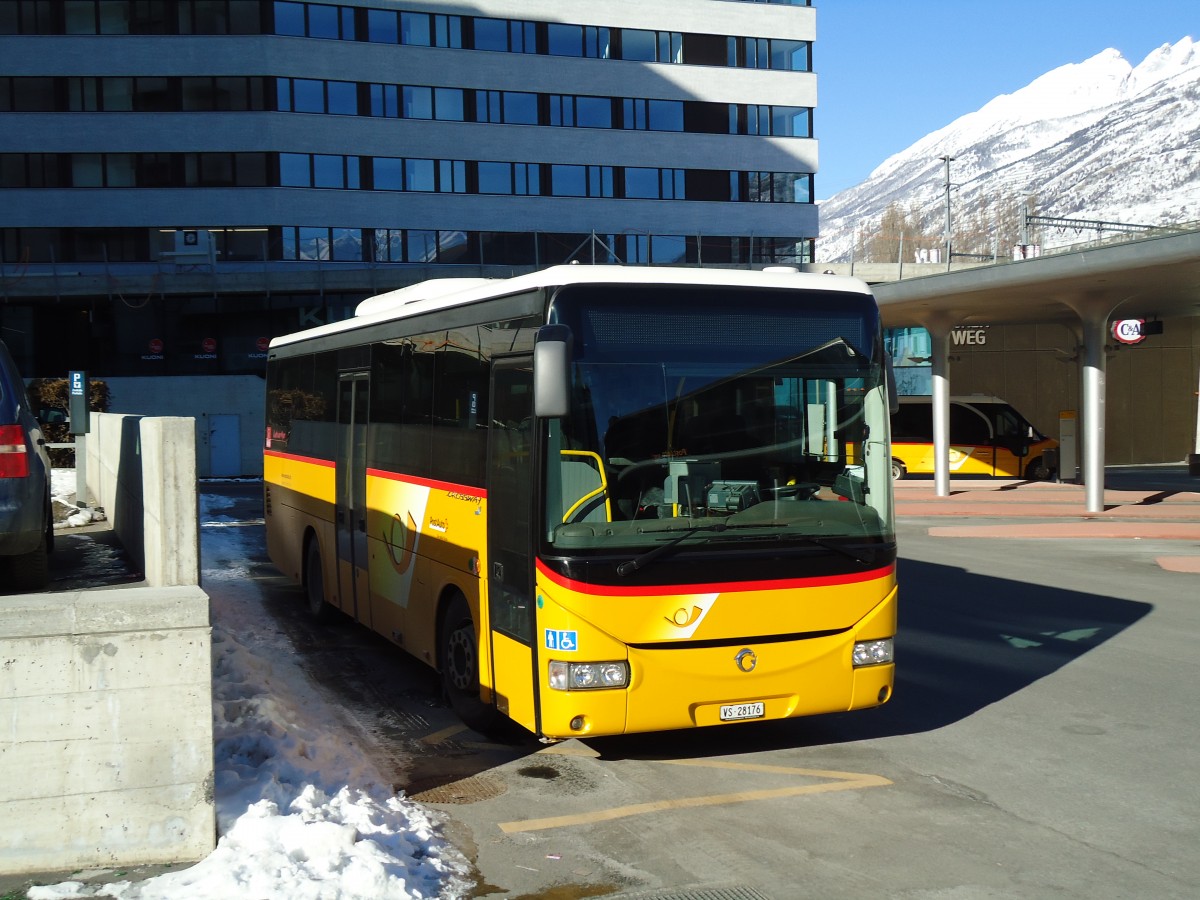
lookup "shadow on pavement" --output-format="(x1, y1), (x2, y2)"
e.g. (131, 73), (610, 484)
(593, 555), (1151, 760)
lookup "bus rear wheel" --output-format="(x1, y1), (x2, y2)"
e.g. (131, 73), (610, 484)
(440, 593), (500, 733)
(304, 537), (333, 622)
(891, 459), (907, 481)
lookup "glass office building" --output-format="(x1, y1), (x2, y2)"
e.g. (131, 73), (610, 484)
(1, 0), (819, 381)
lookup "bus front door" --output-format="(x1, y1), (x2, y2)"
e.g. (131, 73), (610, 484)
(485, 358), (538, 733)
(335, 371), (370, 625)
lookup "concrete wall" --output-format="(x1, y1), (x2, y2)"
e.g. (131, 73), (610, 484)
(103, 376), (266, 479)
(0, 586), (215, 874)
(0, 414), (215, 875)
(85, 412), (199, 586)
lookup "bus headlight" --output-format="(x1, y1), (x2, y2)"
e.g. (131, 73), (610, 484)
(548, 660), (630, 691)
(852, 639), (894, 667)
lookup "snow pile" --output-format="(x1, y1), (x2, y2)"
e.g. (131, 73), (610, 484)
(27, 487), (473, 900)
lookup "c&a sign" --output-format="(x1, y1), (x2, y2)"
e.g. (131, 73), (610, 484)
(1111, 319), (1145, 345)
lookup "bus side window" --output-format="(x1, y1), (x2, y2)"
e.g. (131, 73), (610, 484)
(890, 404), (928, 441)
(949, 404), (991, 444)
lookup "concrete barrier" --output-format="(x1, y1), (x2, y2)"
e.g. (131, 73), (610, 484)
(0, 413), (215, 876)
(84, 412), (199, 586)
(0, 586), (215, 874)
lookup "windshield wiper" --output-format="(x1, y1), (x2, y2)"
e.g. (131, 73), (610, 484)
(716, 520), (877, 565)
(616, 522), (728, 577)
(785, 533), (874, 565)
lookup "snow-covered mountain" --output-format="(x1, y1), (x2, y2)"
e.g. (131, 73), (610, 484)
(816, 37), (1200, 262)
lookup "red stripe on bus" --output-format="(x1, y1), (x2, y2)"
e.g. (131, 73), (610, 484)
(366, 468), (487, 498)
(264, 448), (335, 467)
(535, 558), (894, 597)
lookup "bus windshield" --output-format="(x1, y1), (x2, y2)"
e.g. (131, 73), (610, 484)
(543, 285), (894, 556)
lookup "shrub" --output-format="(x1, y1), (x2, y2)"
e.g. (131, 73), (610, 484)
(26, 377), (111, 467)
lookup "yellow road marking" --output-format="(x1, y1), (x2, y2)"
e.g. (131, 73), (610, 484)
(420, 725), (468, 745)
(498, 757), (891, 834)
(419, 724), (513, 751)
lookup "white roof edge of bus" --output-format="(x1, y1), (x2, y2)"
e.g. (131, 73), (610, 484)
(353, 277), (494, 318)
(270, 265), (873, 348)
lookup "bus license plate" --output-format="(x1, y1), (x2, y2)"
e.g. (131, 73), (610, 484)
(720, 701), (765, 721)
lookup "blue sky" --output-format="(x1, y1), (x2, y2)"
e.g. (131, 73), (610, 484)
(815, 1), (1198, 199)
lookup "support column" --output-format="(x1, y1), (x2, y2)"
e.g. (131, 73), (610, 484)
(921, 313), (957, 498)
(1079, 314), (1108, 513)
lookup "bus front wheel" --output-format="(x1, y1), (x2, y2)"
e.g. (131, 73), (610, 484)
(440, 594), (500, 733)
(891, 459), (907, 481)
(1025, 456), (1054, 481)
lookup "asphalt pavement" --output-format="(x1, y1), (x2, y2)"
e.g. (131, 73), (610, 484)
(4, 468), (1195, 897)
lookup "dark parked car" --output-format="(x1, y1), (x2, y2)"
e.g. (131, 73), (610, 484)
(0, 338), (52, 590)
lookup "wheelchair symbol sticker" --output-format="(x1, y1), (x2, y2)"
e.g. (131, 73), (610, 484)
(545, 630), (578, 652)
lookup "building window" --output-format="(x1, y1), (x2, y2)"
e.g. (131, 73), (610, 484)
(372, 228), (404, 262)
(621, 29), (681, 63)
(729, 36), (810, 71)
(369, 84), (399, 118)
(407, 230), (439, 263)
(8, 78), (55, 111)
(547, 23), (611, 58)
(280, 226), (363, 261)
(366, 8), (397, 43)
(305, 4), (341, 40)
(313, 154), (348, 189)
(290, 78), (325, 113)
(435, 88), (465, 121)
(624, 168), (685, 200)
(279, 153), (310, 187)
(551, 95), (613, 128)
(401, 12), (462, 48)
(474, 17), (535, 53)
(474, 90), (538, 125)
(274, 2), (305, 36)
(326, 80), (358, 115)
(623, 98), (684, 131)
(274, 1), (352, 40)
(550, 165), (614, 198)
(650, 235), (687, 263)
(440, 160), (467, 193)
(404, 85), (433, 119)
(405, 159), (436, 192)
(478, 161), (541, 195)
(372, 157), (402, 191)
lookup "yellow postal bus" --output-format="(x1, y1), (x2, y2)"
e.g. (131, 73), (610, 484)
(890, 394), (1057, 480)
(264, 266), (896, 739)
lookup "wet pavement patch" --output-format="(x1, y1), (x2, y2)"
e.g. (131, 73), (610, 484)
(516, 764), (561, 780)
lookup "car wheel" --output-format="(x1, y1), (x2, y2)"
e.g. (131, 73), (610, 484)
(440, 593), (500, 733)
(891, 459), (907, 481)
(9, 540), (49, 591)
(304, 537), (333, 622)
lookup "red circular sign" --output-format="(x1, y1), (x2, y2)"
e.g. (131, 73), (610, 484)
(256, 337), (270, 352)
(201, 337), (217, 353)
(148, 338), (164, 353)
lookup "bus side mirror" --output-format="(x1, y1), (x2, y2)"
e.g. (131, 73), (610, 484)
(534, 324), (572, 418)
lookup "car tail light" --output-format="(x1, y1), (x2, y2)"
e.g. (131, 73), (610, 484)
(0, 424), (30, 478)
